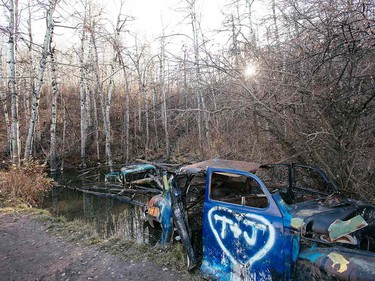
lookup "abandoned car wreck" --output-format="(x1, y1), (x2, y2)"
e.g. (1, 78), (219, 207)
(144, 159), (375, 280)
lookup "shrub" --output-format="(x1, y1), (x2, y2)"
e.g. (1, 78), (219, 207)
(0, 160), (53, 207)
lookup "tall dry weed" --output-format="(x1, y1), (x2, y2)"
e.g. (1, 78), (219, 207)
(0, 160), (53, 207)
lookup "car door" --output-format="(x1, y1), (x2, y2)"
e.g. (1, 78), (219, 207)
(200, 167), (288, 281)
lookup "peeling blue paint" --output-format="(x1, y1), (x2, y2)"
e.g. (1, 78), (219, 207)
(200, 168), (290, 280)
(105, 164), (157, 184)
(299, 244), (324, 262)
(147, 193), (173, 244)
(298, 246), (375, 280)
(147, 160), (375, 280)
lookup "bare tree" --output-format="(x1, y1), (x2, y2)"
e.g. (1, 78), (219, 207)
(104, 61), (114, 170)
(49, 43), (59, 173)
(0, 91), (11, 155)
(78, 2), (88, 168)
(5, 0), (20, 165)
(159, 29), (170, 159)
(24, 0), (58, 160)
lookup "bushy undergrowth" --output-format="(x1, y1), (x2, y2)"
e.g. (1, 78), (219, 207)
(0, 160), (53, 207)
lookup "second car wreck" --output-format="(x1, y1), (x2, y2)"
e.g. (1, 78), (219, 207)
(145, 159), (375, 280)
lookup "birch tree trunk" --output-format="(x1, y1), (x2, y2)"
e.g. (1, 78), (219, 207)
(24, 2), (56, 160)
(50, 44), (59, 173)
(84, 72), (91, 128)
(60, 94), (66, 172)
(246, 0), (256, 46)
(182, 47), (189, 135)
(0, 49), (10, 154)
(25, 0), (35, 129)
(124, 70), (130, 163)
(109, 1), (130, 163)
(272, 0), (280, 45)
(192, 18), (203, 154)
(104, 63), (114, 171)
(7, 0), (20, 165)
(79, 9), (88, 168)
(90, 27), (101, 162)
(160, 35), (170, 159)
(92, 83), (100, 161)
(189, 0), (209, 155)
(0, 92), (11, 154)
(135, 41), (142, 133)
(145, 88), (149, 159)
(152, 87), (159, 149)
(102, 5), (127, 170)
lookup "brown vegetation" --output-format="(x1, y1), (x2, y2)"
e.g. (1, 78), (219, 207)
(0, 0), (374, 202)
(0, 161), (53, 207)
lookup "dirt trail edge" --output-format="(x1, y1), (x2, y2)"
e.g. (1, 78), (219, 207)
(0, 212), (191, 281)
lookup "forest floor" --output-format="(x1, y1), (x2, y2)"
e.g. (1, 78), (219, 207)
(0, 209), (197, 281)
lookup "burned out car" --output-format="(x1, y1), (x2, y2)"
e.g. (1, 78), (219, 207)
(147, 159), (375, 280)
(105, 164), (158, 185)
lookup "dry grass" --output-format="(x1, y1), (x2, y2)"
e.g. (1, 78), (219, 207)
(0, 160), (53, 207)
(99, 236), (189, 271)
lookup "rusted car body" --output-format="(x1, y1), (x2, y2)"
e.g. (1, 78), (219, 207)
(147, 159), (375, 280)
(105, 164), (157, 185)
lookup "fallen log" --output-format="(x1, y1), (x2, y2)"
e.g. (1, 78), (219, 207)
(75, 188), (147, 208)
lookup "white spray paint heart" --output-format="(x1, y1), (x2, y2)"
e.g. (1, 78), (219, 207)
(208, 206), (275, 268)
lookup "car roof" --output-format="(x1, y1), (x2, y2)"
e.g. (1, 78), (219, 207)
(179, 159), (261, 175)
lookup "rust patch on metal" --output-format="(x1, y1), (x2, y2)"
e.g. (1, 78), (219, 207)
(180, 159), (261, 175)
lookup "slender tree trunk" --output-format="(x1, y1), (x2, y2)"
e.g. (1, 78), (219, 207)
(211, 84), (219, 128)
(8, 0), (20, 165)
(124, 73), (130, 162)
(117, 51), (130, 162)
(135, 39), (142, 133)
(160, 35), (169, 159)
(92, 85), (100, 161)
(1, 94), (11, 154)
(246, 0), (255, 46)
(101, 7), (123, 170)
(90, 29), (101, 162)
(138, 83), (142, 133)
(24, 3), (56, 160)
(231, 14), (239, 68)
(60, 95), (66, 172)
(152, 87), (159, 149)
(182, 48), (189, 135)
(192, 12), (203, 155)
(85, 5), (93, 130)
(104, 62), (114, 171)
(136, 68), (144, 153)
(145, 88), (149, 158)
(0, 50), (10, 154)
(84, 73), (91, 128)
(50, 45), (59, 173)
(79, 12), (88, 168)
(190, 0), (210, 155)
(272, 0), (280, 45)
(25, 0), (34, 130)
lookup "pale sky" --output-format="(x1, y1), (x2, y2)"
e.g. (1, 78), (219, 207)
(95, 0), (267, 50)
(0, 0), (268, 55)
(100, 0), (227, 39)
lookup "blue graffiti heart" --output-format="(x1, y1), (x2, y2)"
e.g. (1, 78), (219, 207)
(208, 206), (275, 267)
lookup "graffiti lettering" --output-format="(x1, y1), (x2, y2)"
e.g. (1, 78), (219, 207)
(214, 214), (234, 239)
(208, 206), (276, 280)
(230, 223), (242, 239)
(214, 214), (267, 246)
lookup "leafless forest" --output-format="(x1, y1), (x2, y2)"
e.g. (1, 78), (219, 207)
(0, 0), (374, 201)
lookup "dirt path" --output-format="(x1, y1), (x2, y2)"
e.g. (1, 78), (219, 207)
(0, 211), (191, 281)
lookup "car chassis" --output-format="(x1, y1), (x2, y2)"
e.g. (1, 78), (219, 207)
(145, 159), (375, 280)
